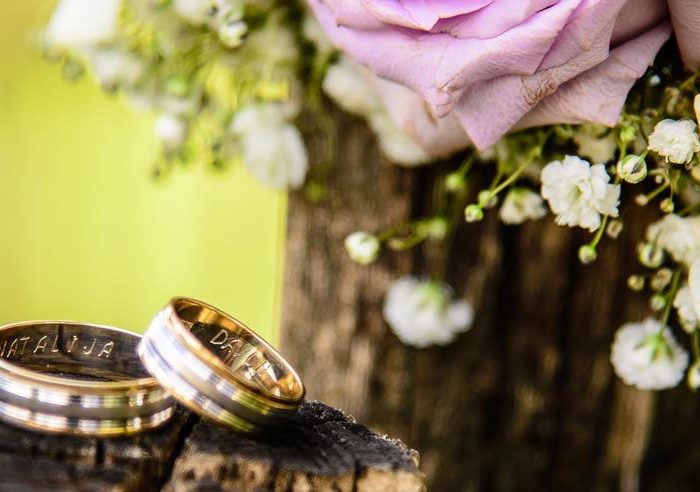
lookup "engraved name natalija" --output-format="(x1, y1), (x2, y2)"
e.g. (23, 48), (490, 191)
(0, 334), (115, 360)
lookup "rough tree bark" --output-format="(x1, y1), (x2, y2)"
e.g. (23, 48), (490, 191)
(281, 111), (700, 491)
(0, 402), (423, 491)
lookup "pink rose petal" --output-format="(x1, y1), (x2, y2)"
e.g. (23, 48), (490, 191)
(668, 0), (700, 70)
(515, 22), (672, 129)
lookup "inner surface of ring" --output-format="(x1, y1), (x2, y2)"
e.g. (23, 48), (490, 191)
(174, 300), (303, 400)
(0, 323), (148, 381)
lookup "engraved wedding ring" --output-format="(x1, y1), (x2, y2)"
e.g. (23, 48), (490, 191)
(138, 297), (305, 433)
(0, 321), (175, 436)
(0, 298), (304, 436)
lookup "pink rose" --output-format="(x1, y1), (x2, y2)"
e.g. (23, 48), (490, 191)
(309, 0), (700, 154)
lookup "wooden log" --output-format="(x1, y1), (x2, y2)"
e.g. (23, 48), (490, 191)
(0, 402), (423, 491)
(281, 108), (700, 491)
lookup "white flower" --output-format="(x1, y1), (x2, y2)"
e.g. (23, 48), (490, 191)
(540, 155), (620, 231)
(648, 119), (700, 164)
(344, 232), (380, 265)
(573, 125), (617, 164)
(611, 318), (688, 390)
(368, 113), (429, 165)
(674, 284), (698, 333)
(218, 20), (247, 49)
(323, 57), (428, 166)
(231, 103), (308, 190)
(172, 0), (212, 26)
(383, 276), (474, 348)
(499, 188), (546, 225)
(46, 0), (121, 50)
(90, 49), (143, 88)
(646, 214), (700, 265)
(323, 57), (380, 117)
(155, 114), (187, 150)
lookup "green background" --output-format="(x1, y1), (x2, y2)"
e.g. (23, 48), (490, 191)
(0, 1), (284, 340)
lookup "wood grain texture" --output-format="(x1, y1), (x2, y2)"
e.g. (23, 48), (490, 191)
(281, 110), (700, 491)
(0, 402), (422, 491)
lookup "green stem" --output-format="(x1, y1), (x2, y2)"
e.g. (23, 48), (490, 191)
(482, 156), (532, 203)
(660, 269), (681, 327)
(693, 330), (700, 361)
(644, 181), (670, 203)
(589, 215), (610, 248)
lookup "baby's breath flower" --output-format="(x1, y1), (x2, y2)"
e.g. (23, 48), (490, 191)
(541, 155), (620, 232)
(218, 20), (247, 49)
(322, 57), (428, 165)
(383, 277), (474, 348)
(344, 232), (380, 266)
(155, 114), (187, 150)
(90, 49), (144, 89)
(647, 119), (700, 165)
(674, 284), (698, 333)
(499, 188), (546, 225)
(45, 0), (121, 50)
(230, 103), (308, 190)
(611, 318), (688, 390)
(646, 214), (700, 265)
(173, 0), (214, 26)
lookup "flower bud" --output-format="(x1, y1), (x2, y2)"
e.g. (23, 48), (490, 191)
(650, 294), (666, 311)
(638, 242), (664, 268)
(477, 190), (498, 209)
(344, 231), (380, 266)
(444, 172), (466, 192)
(616, 154), (647, 183)
(578, 244), (597, 264)
(606, 220), (623, 239)
(627, 274), (645, 291)
(635, 194), (649, 206)
(464, 205), (483, 223)
(423, 217), (448, 240)
(651, 268), (673, 291)
(688, 360), (700, 390)
(660, 197), (674, 213)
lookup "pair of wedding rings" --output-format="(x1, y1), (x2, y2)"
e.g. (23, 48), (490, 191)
(0, 298), (305, 436)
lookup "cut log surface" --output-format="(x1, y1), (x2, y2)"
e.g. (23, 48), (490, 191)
(0, 401), (424, 492)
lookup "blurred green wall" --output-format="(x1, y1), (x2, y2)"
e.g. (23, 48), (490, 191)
(0, 1), (284, 340)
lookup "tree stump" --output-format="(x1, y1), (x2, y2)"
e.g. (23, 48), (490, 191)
(282, 109), (700, 491)
(0, 401), (423, 491)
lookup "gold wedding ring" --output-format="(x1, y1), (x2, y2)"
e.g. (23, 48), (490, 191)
(139, 297), (305, 433)
(0, 321), (175, 436)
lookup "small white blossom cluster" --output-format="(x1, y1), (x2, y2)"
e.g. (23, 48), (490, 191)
(383, 276), (473, 348)
(611, 318), (688, 390)
(540, 155), (620, 232)
(44, 0), (308, 189)
(648, 119), (700, 165)
(322, 56), (429, 166)
(230, 103), (308, 190)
